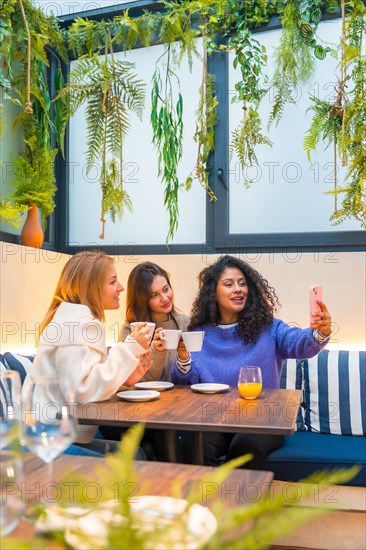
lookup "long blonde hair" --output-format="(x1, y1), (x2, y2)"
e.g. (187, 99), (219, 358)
(39, 251), (114, 335)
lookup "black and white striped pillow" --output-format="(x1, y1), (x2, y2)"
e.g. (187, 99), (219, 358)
(280, 359), (306, 431)
(304, 350), (366, 435)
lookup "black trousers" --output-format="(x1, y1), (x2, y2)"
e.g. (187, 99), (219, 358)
(203, 432), (284, 469)
(99, 425), (177, 462)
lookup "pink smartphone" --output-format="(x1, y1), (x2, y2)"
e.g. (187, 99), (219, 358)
(310, 285), (323, 324)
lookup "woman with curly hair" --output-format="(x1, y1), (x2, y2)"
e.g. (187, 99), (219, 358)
(171, 255), (332, 467)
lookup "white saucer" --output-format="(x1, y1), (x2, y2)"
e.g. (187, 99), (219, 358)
(134, 381), (174, 391)
(190, 383), (230, 394)
(116, 390), (160, 402)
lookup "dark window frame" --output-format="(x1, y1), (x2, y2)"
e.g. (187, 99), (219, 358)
(1, 1), (364, 253)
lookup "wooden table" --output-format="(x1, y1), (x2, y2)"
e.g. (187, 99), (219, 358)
(76, 386), (301, 464)
(9, 454), (274, 542)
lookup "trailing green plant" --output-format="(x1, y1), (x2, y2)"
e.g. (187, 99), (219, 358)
(303, 0), (366, 227)
(187, 69), (218, 199)
(1, 0), (365, 238)
(0, 0), (66, 230)
(56, 40), (145, 238)
(333, 0), (366, 227)
(228, 26), (272, 185)
(230, 107), (273, 188)
(151, 48), (183, 243)
(268, 0), (334, 128)
(185, 17), (218, 200)
(2, 423), (360, 550)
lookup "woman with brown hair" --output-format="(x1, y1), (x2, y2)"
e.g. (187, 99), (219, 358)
(26, 251), (153, 447)
(120, 261), (190, 382)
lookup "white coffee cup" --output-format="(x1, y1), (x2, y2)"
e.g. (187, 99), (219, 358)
(130, 322), (156, 342)
(159, 329), (182, 350)
(182, 331), (204, 352)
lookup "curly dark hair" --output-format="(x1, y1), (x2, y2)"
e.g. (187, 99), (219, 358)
(188, 255), (279, 343)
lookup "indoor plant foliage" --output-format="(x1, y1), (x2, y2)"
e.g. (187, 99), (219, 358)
(56, 38), (145, 239)
(151, 47), (184, 243)
(228, 27), (272, 187)
(1, 0), (365, 240)
(2, 424), (359, 550)
(304, 0), (366, 227)
(268, 0), (335, 128)
(0, 0), (65, 231)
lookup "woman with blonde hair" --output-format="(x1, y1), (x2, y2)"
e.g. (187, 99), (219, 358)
(26, 251), (153, 448)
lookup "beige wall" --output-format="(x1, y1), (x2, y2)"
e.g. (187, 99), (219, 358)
(1, 242), (365, 352)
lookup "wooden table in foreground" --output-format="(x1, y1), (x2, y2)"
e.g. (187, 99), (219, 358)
(10, 454), (273, 542)
(76, 386), (302, 464)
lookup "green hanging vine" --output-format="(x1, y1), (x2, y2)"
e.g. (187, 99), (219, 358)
(0, 0), (65, 228)
(56, 32), (145, 238)
(304, 0), (366, 227)
(1, 0), (365, 238)
(228, 27), (272, 187)
(151, 47), (183, 243)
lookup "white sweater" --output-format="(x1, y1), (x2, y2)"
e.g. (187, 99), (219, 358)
(24, 302), (145, 443)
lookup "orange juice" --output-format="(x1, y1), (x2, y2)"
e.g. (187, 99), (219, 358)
(238, 382), (262, 399)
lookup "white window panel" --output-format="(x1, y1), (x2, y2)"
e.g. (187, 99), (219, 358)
(228, 18), (360, 235)
(68, 39), (206, 245)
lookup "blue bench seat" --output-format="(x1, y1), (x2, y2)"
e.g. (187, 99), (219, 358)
(265, 431), (366, 487)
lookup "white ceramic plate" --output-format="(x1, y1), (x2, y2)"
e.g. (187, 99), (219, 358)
(116, 390), (160, 402)
(37, 496), (217, 550)
(130, 495), (217, 549)
(134, 381), (174, 391)
(190, 383), (230, 394)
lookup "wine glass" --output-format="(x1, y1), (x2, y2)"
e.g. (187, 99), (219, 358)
(0, 370), (22, 449)
(21, 376), (77, 474)
(0, 451), (25, 536)
(238, 366), (262, 400)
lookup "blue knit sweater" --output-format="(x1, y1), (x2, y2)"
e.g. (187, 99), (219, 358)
(171, 320), (328, 388)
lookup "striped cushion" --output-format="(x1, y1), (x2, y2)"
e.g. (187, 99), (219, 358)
(280, 359), (306, 431)
(304, 350), (366, 435)
(3, 352), (34, 384)
(0, 357), (10, 421)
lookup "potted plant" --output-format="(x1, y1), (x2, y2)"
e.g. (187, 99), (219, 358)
(0, 0), (64, 246)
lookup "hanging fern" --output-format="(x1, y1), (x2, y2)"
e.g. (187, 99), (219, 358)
(2, 0), (365, 237)
(101, 160), (133, 224)
(268, 0), (333, 128)
(230, 108), (272, 188)
(303, 96), (342, 162)
(56, 51), (145, 238)
(330, 0), (366, 227)
(303, 0), (366, 227)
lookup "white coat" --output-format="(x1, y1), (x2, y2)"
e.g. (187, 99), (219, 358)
(23, 302), (145, 443)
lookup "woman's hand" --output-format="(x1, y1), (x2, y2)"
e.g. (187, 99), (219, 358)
(310, 300), (332, 337)
(151, 327), (166, 352)
(130, 322), (151, 350)
(177, 338), (189, 362)
(125, 350), (153, 386)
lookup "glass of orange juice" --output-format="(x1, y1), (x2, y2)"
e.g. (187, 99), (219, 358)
(238, 366), (262, 399)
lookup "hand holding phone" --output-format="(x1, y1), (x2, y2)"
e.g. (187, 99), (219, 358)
(310, 285), (323, 324)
